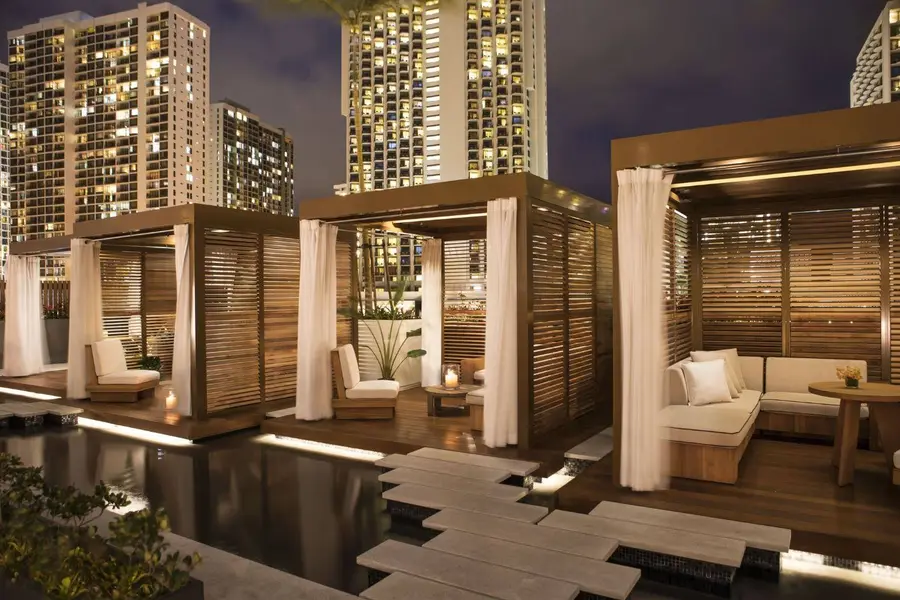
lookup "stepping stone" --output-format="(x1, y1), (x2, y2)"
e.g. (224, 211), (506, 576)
(376, 454), (510, 483)
(357, 540), (579, 600)
(0, 408), (11, 428)
(563, 429), (613, 475)
(425, 529), (640, 600)
(6, 404), (48, 428)
(265, 407), (295, 419)
(33, 402), (83, 426)
(380, 468), (527, 501)
(383, 484), (548, 524)
(423, 509), (617, 562)
(361, 573), (494, 600)
(410, 447), (539, 477)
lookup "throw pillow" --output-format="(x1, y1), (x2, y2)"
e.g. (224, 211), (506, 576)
(718, 348), (746, 390)
(682, 359), (733, 407)
(691, 350), (744, 395)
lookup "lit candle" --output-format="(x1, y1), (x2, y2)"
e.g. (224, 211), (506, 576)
(444, 371), (459, 389)
(165, 390), (177, 411)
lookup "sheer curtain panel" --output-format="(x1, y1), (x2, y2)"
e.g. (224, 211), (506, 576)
(421, 239), (443, 387)
(296, 220), (338, 420)
(3, 255), (46, 377)
(617, 167), (673, 491)
(66, 240), (104, 398)
(172, 224), (193, 416)
(484, 198), (518, 448)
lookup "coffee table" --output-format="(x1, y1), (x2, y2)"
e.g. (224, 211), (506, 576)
(424, 385), (480, 417)
(809, 381), (900, 486)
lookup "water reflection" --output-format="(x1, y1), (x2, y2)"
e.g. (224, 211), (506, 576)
(0, 428), (387, 594)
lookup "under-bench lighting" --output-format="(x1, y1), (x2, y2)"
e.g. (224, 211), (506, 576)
(254, 434), (385, 463)
(671, 160), (900, 189)
(392, 212), (486, 224)
(0, 386), (62, 401)
(78, 418), (194, 447)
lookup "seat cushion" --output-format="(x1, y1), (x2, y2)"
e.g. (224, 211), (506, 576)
(91, 339), (128, 377)
(765, 357), (867, 394)
(725, 389), (762, 415)
(345, 379), (400, 400)
(337, 344), (361, 390)
(760, 391), (869, 418)
(466, 388), (485, 406)
(682, 359), (733, 407)
(660, 404), (755, 447)
(894, 450), (899, 469)
(474, 369), (486, 383)
(97, 370), (160, 386)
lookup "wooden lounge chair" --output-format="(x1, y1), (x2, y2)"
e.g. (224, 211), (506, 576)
(465, 388), (484, 431)
(86, 339), (160, 403)
(331, 344), (399, 419)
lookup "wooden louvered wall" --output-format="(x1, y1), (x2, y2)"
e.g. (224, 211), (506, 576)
(595, 225), (614, 406)
(662, 206), (692, 365)
(263, 236), (300, 402)
(890, 207), (900, 383)
(144, 253), (176, 376)
(100, 251), (144, 368)
(336, 239), (354, 347)
(204, 230), (261, 413)
(442, 239), (487, 363)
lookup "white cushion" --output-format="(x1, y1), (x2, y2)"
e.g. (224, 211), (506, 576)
(336, 344), (361, 390)
(894, 450), (899, 469)
(92, 339), (128, 377)
(738, 356), (764, 393)
(660, 403), (756, 447)
(474, 369), (486, 383)
(760, 391), (869, 419)
(466, 388), (485, 406)
(664, 359), (692, 406)
(97, 370), (160, 386)
(345, 379), (400, 400)
(725, 388), (762, 414)
(691, 351), (740, 398)
(765, 357), (867, 394)
(682, 360), (733, 407)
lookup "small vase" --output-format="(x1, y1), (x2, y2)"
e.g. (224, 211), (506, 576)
(845, 377), (859, 389)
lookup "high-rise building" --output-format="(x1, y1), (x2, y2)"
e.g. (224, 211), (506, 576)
(7, 2), (209, 263)
(209, 100), (294, 216)
(851, 0), (900, 107)
(341, 0), (547, 193)
(0, 64), (9, 277)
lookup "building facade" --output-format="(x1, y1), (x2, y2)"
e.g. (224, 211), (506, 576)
(209, 100), (294, 216)
(7, 2), (209, 264)
(851, 0), (900, 107)
(341, 0), (547, 193)
(0, 64), (9, 277)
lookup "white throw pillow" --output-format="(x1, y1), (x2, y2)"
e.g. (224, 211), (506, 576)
(691, 350), (743, 395)
(682, 359), (733, 407)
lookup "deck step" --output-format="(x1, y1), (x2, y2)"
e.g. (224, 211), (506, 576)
(357, 540), (579, 600)
(383, 484), (547, 523)
(564, 428), (613, 461)
(265, 407), (295, 419)
(361, 573), (494, 600)
(423, 509), (617, 562)
(409, 447), (539, 477)
(425, 530), (640, 600)
(539, 510), (745, 568)
(590, 502), (791, 553)
(380, 468), (527, 501)
(33, 402), (83, 416)
(376, 454), (510, 483)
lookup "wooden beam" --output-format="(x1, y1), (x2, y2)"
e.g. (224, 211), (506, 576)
(191, 224), (208, 420)
(881, 205), (891, 382)
(10, 235), (73, 256)
(517, 195), (533, 449)
(75, 204), (193, 239)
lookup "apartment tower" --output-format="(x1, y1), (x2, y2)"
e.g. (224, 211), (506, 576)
(0, 64), (9, 277)
(209, 100), (295, 216)
(341, 0), (548, 193)
(7, 2), (209, 267)
(851, 0), (900, 106)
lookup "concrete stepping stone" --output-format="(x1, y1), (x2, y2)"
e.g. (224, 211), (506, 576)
(383, 484), (547, 524)
(361, 573), (494, 600)
(357, 540), (579, 600)
(423, 509), (617, 562)
(265, 407), (295, 419)
(563, 429), (613, 475)
(33, 402), (83, 426)
(5, 403), (48, 428)
(425, 530), (640, 600)
(409, 447), (539, 477)
(376, 454), (510, 483)
(379, 468), (527, 501)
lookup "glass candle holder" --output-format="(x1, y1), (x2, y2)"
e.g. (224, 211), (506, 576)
(165, 390), (177, 411)
(442, 363), (461, 389)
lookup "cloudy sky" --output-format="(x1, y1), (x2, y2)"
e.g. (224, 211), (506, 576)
(1, 0), (888, 204)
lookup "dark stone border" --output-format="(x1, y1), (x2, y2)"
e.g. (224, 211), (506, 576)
(563, 457), (595, 476)
(45, 414), (78, 427)
(11, 415), (44, 430)
(381, 481), (398, 494)
(502, 474), (534, 490)
(385, 500), (439, 524)
(366, 568), (390, 588)
(742, 547), (780, 581)
(0, 416), (10, 429)
(609, 546), (735, 598)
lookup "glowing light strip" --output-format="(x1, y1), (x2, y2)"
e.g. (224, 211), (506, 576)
(782, 550), (900, 591)
(671, 160), (900, 189)
(254, 434), (385, 463)
(392, 212), (487, 224)
(532, 467), (574, 493)
(0, 386), (62, 401)
(78, 418), (194, 447)
(106, 485), (151, 515)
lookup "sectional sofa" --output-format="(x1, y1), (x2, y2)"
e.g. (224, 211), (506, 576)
(663, 355), (869, 484)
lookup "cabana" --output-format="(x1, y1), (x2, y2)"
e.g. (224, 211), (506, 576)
(265, 173), (613, 453)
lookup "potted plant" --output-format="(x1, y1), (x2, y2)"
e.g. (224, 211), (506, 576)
(43, 304), (69, 365)
(836, 365), (863, 389)
(138, 355), (163, 373)
(0, 453), (203, 599)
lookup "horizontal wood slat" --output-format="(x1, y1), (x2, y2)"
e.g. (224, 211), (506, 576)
(263, 236), (299, 402)
(595, 224), (614, 404)
(143, 253), (176, 376)
(568, 217), (596, 419)
(100, 251), (143, 368)
(664, 207), (692, 364)
(443, 239), (486, 364)
(891, 206), (900, 384)
(337, 239), (353, 347)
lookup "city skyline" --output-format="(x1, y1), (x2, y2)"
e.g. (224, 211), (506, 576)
(851, 0), (900, 106)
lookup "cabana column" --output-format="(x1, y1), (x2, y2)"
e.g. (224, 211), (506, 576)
(173, 224), (193, 416)
(67, 239), (103, 398)
(420, 239), (443, 387)
(3, 255), (47, 377)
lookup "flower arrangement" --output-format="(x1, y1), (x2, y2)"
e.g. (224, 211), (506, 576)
(836, 365), (862, 389)
(43, 304), (69, 319)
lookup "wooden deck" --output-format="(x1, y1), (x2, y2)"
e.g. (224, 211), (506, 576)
(0, 370), (291, 441)
(558, 438), (900, 568)
(262, 388), (609, 478)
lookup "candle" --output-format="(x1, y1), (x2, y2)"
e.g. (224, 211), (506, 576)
(444, 372), (459, 389)
(165, 391), (177, 411)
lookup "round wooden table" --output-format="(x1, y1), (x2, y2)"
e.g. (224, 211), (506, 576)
(808, 381), (900, 486)
(424, 385), (480, 417)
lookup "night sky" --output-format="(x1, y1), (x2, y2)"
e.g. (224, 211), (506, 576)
(0, 0), (888, 205)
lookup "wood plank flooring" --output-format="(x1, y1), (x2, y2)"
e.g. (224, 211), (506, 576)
(558, 439), (900, 568)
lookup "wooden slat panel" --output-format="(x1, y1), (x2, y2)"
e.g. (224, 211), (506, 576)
(699, 213), (781, 357)
(664, 207), (692, 364)
(205, 230), (261, 412)
(443, 239), (486, 363)
(595, 224), (613, 405)
(567, 216), (596, 418)
(532, 319), (566, 433)
(890, 206), (900, 383)
(144, 253), (176, 376)
(337, 239), (353, 347)
(789, 207), (882, 379)
(100, 251), (143, 368)
(263, 236), (299, 402)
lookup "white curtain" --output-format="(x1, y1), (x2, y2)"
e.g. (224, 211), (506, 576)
(617, 167), (673, 492)
(296, 219), (337, 420)
(66, 240), (103, 398)
(3, 255), (47, 376)
(420, 239), (442, 387)
(484, 198), (518, 448)
(173, 224), (193, 416)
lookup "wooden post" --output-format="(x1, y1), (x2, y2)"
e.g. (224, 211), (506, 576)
(611, 180), (621, 487)
(191, 224), (207, 420)
(517, 195), (533, 449)
(881, 205), (891, 382)
(690, 209), (703, 351)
